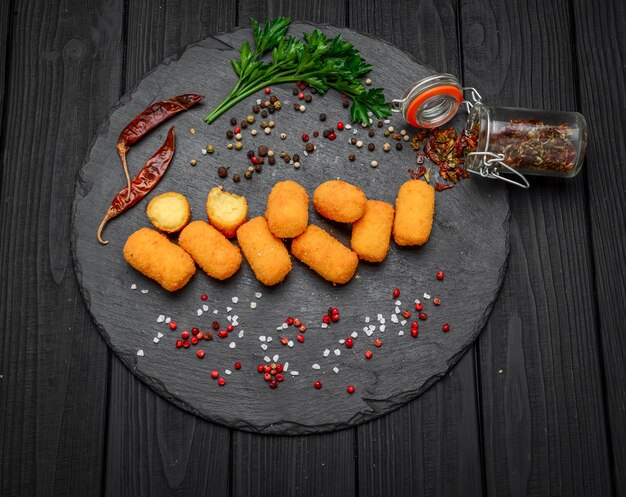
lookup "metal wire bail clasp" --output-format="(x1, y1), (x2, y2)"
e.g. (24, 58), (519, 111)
(466, 151), (531, 189)
(462, 87), (482, 112)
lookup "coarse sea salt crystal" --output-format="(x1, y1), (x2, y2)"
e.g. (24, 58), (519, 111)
(351, 331), (358, 338)
(213, 309), (218, 314)
(227, 315), (232, 322)
(423, 293), (431, 300)
(377, 313), (383, 321)
(256, 98), (262, 105)
(384, 119), (390, 124)
(141, 289), (149, 294)
(379, 325), (386, 332)
(276, 326), (283, 331)
(283, 362), (289, 371)
(288, 340), (294, 347)
(153, 337), (159, 343)
(255, 292), (262, 298)
(157, 315), (165, 323)
(250, 302), (257, 309)
(227, 306), (232, 312)
(312, 364), (320, 370)
(323, 349), (330, 357)
(415, 299), (421, 304)
(303, 151), (308, 157)
(229, 342), (236, 349)
(333, 367), (339, 373)
(131, 284), (137, 290)
(264, 356), (271, 362)
(282, 323), (289, 329)
(395, 306), (401, 314)
(232, 296), (239, 304)
(334, 349), (341, 356)
(137, 350), (144, 357)
(380, 318), (386, 324)
(391, 315), (399, 323)
(225, 369), (232, 375)
(261, 343), (268, 351)
(201, 149), (207, 155)
(352, 128), (358, 135)
(197, 309), (203, 316)
(369, 325), (376, 332)
(203, 304), (209, 312)
(365, 329), (373, 337)
(339, 339), (345, 344)
(266, 337), (272, 343)
(166, 317), (171, 324)
(395, 300), (402, 306)
(238, 330), (244, 338)
(365, 316), (370, 323)
(157, 332), (163, 339)
(398, 330), (405, 336)
(345, 124), (352, 129)
(290, 371), (299, 376)
(401, 320), (407, 326)
(259, 335), (266, 342)
(321, 322), (328, 329)
(273, 354), (279, 362)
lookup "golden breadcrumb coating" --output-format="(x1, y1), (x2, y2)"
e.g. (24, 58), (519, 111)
(291, 224), (358, 284)
(178, 220), (242, 280)
(123, 228), (196, 291)
(312, 180), (367, 223)
(265, 180), (309, 238)
(393, 180), (435, 246)
(237, 216), (292, 286)
(206, 187), (248, 238)
(351, 200), (395, 262)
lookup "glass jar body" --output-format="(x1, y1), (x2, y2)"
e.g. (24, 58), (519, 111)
(465, 103), (587, 179)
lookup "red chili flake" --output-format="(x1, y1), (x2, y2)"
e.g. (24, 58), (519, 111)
(191, 327), (200, 336)
(296, 334), (305, 343)
(436, 271), (445, 281)
(191, 336), (199, 345)
(302, 133), (309, 142)
(313, 381), (322, 389)
(169, 321), (177, 330)
(175, 339), (183, 349)
(250, 156), (259, 165)
(217, 330), (228, 338)
(328, 132), (337, 141)
(298, 92), (305, 100)
(418, 312), (428, 321)
(433, 297), (441, 306)
(182, 340), (190, 348)
(196, 349), (205, 359)
(201, 294), (208, 300)
(415, 302), (423, 311)
(435, 182), (454, 192)
(234, 126), (241, 134)
(365, 350), (373, 360)
(181, 330), (190, 339)
(218, 377), (226, 386)
(211, 370), (219, 379)
(411, 328), (419, 338)
(264, 87), (271, 94)
(293, 318), (302, 327)
(345, 337), (354, 348)
(347, 385), (355, 394)
(374, 339), (382, 347)
(442, 323), (451, 332)
(393, 288), (400, 299)
(264, 372), (271, 381)
(402, 310), (411, 319)
(257, 364), (264, 373)
(212, 321), (220, 330)
(337, 122), (345, 131)
(269, 379), (278, 389)
(407, 166), (426, 180)
(275, 373), (284, 382)
(227, 324), (235, 332)
(276, 363), (284, 373)
(286, 317), (295, 325)
(280, 337), (289, 345)
(322, 315), (331, 324)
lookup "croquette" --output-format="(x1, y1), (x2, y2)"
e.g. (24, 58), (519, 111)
(312, 180), (367, 223)
(351, 200), (395, 262)
(178, 220), (242, 280)
(291, 225), (359, 284)
(265, 180), (309, 238)
(237, 216), (292, 286)
(146, 191), (191, 233)
(393, 180), (435, 246)
(123, 228), (196, 291)
(206, 187), (248, 238)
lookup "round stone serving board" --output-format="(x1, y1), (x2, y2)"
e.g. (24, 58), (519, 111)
(72, 24), (509, 435)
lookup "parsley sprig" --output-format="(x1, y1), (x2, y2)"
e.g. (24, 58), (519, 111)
(204, 17), (391, 125)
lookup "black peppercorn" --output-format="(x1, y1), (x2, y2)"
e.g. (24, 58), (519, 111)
(217, 166), (228, 178)
(305, 143), (314, 153)
(350, 138), (357, 145)
(226, 130), (234, 139)
(348, 153), (356, 161)
(233, 173), (240, 182)
(367, 143), (375, 151)
(268, 105), (275, 114)
(293, 154), (300, 162)
(377, 120), (384, 128)
(252, 105), (260, 113)
(247, 150), (255, 158)
(368, 129), (375, 137)
(304, 95), (312, 103)
(268, 156), (276, 165)
(319, 113), (327, 122)
(261, 110), (268, 118)
(323, 129), (330, 138)
(255, 164), (262, 173)
(313, 130), (319, 137)
(396, 142), (403, 151)
(257, 157), (265, 165)
(258, 145), (268, 157)
(230, 117), (237, 125)
(293, 103), (300, 111)
(241, 121), (248, 129)
(292, 88), (299, 95)
(310, 88), (317, 94)
(342, 100), (349, 108)
(270, 95), (278, 103)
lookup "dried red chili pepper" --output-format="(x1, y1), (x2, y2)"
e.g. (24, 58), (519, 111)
(117, 94), (203, 199)
(97, 127), (175, 244)
(434, 182), (454, 192)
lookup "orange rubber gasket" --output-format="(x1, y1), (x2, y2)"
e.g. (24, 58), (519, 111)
(406, 85), (463, 127)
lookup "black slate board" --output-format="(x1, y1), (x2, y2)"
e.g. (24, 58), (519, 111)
(71, 24), (509, 435)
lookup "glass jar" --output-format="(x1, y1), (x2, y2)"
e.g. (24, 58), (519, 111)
(392, 74), (588, 188)
(464, 103), (587, 186)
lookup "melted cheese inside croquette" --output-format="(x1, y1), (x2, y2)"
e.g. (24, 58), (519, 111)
(146, 192), (191, 233)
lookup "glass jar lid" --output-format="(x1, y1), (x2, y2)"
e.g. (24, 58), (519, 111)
(391, 73), (463, 128)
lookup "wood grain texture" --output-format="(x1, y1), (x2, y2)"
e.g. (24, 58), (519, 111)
(349, 2), (483, 495)
(0, 0), (123, 495)
(103, 2), (234, 496)
(238, 0), (346, 28)
(0, 0), (12, 139)
(572, 0), (626, 494)
(460, 0), (613, 495)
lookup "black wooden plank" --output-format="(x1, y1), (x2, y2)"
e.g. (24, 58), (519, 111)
(229, 3), (356, 496)
(349, 2), (484, 495)
(459, 0), (613, 495)
(571, 0), (626, 494)
(102, 2), (234, 496)
(0, 0), (12, 142)
(0, 0), (124, 495)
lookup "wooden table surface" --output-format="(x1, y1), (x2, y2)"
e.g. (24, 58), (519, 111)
(1, 0), (624, 496)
